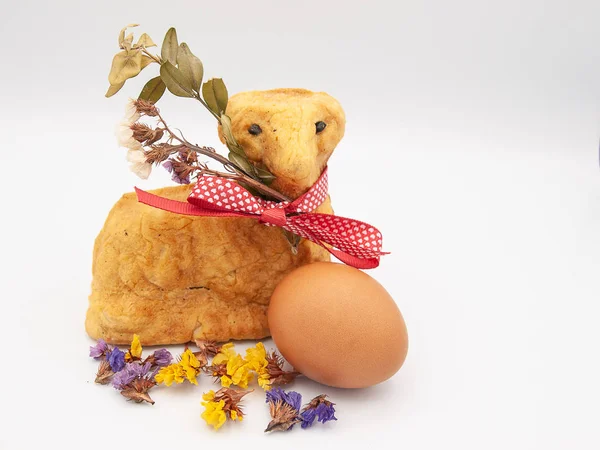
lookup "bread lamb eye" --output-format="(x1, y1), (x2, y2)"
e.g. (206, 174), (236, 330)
(248, 124), (262, 135)
(315, 121), (327, 134)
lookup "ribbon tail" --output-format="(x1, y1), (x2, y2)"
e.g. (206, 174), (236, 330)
(135, 188), (206, 215)
(285, 225), (383, 269)
(135, 188), (248, 218)
(327, 247), (381, 269)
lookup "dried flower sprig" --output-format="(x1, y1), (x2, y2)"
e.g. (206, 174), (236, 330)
(107, 24), (305, 251)
(107, 26), (282, 199)
(201, 388), (252, 430)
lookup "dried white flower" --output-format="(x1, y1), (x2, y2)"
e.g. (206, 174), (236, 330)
(127, 149), (152, 179)
(124, 98), (140, 123)
(115, 120), (142, 150)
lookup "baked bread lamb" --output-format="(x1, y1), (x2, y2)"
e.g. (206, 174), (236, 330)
(85, 88), (345, 345)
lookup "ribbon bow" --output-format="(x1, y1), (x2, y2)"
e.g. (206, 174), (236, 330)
(135, 167), (386, 269)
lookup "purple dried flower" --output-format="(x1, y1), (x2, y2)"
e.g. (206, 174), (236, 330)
(106, 347), (126, 373)
(151, 349), (173, 367)
(265, 388), (303, 432)
(112, 367), (136, 390)
(172, 173), (191, 184)
(300, 408), (317, 428)
(315, 402), (337, 424)
(266, 388), (302, 412)
(162, 159), (191, 184)
(300, 395), (337, 428)
(89, 339), (109, 359)
(112, 362), (152, 390)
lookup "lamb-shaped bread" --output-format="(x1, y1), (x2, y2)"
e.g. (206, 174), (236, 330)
(85, 88), (346, 345)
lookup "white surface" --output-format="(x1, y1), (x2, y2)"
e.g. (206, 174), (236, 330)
(1, 1), (599, 448)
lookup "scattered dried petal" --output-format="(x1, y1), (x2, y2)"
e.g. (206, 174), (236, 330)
(95, 360), (114, 385)
(124, 334), (143, 362)
(201, 388), (251, 430)
(264, 388), (302, 433)
(194, 340), (222, 359)
(300, 394), (337, 428)
(144, 348), (173, 368)
(112, 362), (151, 390)
(106, 347), (126, 373)
(89, 339), (109, 359)
(263, 351), (300, 389)
(120, 378), (156, 404)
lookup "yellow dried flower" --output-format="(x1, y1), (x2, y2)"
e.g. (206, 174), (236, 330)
(210, 343), (253, 388)
(245, 342), (268, 372)
(179, 348), (202, 385)
(125, 334), (143, 362)
(201, 388), (250, 430)
(201, 399), (227, 430)
(155, 363), (185, 386)
(155, 348), (204, 386)
(258, 372), (272, 390)
(212, 343), (236, 365)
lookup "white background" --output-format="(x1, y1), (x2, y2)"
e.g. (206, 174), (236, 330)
(1, 1), (599, 448)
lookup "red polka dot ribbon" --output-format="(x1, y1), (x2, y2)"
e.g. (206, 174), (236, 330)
(135, 167), (387, 269)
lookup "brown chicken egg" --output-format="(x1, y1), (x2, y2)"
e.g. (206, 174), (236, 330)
(268, 262), (408, 388)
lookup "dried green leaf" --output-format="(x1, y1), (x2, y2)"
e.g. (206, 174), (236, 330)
(118, 23), (139, 48)
(220, 115), (244, 154)
(161, 27), (178, 65)
(226, 141), (246, 157)
(177, 43), (203, 92)
(228, 151), (254, 175)
(255, 165), (276, 184)
(108, 49), (143, 85)
(105, 82), (125, 98)
(136, 33), (156, 48)
(138, 76), (166, 103)
(160, 61), (194, 97)
(202, 78), (228, 116)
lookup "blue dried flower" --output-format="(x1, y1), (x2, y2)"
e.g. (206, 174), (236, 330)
(89, 339), (109, 359)
(106, 347), (126, 373)
(300, 395), (337, 428)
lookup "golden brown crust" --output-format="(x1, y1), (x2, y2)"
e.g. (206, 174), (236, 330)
(86, 185), (332, 345)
